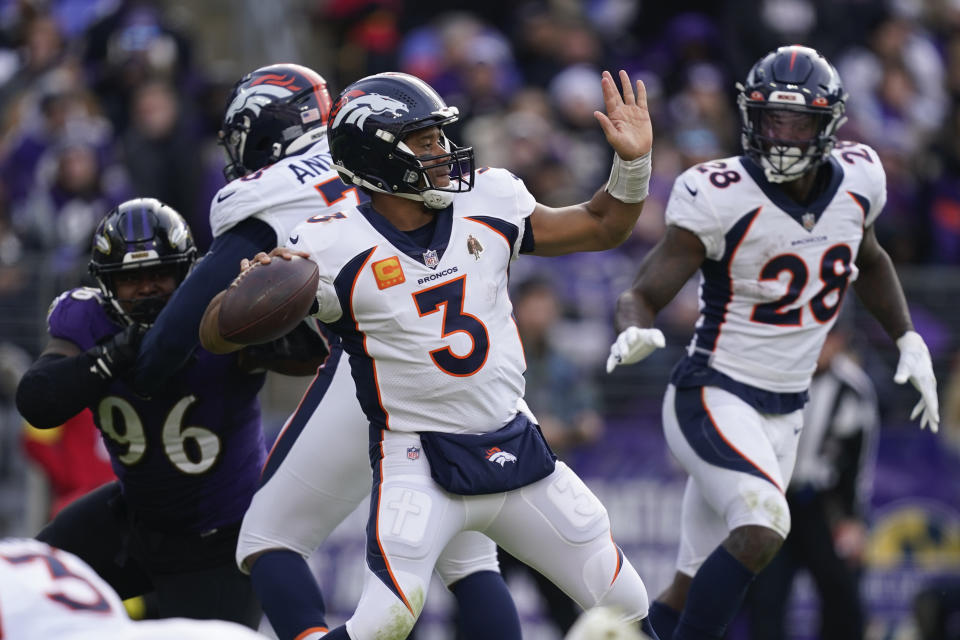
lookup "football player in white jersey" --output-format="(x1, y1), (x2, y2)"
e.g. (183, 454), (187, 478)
(0, 538), (266, 640)
(201, 69), (657, 640)
(131, 64), (523, 640)
(605, 45), (940, 640)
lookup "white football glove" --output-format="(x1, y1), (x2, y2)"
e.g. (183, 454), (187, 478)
(606, 326), (666, 373)
(894, 331), (939, 433)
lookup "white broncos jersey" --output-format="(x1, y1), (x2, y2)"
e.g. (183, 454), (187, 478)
(0, 538), (129, 638)
(0, 538), (267, 640)
(209, 136), (365, 241)
(290, 167), (536, 434)
(667, 141), (886, 393)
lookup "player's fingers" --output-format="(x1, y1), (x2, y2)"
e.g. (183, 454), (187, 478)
(240, 258), (250, 270)
(600, 70), (625, 113)
(618, 70), (635, 105)
(928, 411), (939, 433)
(893, 362), (910, 385)
(923, 386), (941, 423)
(593, 110), (616, 138)
(910, 398), (924, 421)
(606, 352), (619, 374)
(634, 78), (648, 110)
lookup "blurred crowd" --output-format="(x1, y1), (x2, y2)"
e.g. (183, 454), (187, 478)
(1, 0), (960, 393)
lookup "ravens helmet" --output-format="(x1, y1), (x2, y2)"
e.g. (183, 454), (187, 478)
(737, 45), (847, 183)
(220, 63), (333, 181)
(89, 198), (196, 325)
(327, 72), (475, 210)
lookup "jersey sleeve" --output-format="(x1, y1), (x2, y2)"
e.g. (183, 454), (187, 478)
(664, 169), (725, 260)
(860, 144), (886, 228)
(46, 288), (113, 350)
(287, 220), (344, 324)
(209, 177), (270, 238)
(510, 171), (536, 259)
(473, 167), (536, 259)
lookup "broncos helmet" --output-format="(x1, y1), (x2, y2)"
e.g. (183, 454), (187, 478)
(89, 198), (196, 325)
(219, 63), (332, 181)
(737, 45), (847, 183)
(327, 72), (475, 210)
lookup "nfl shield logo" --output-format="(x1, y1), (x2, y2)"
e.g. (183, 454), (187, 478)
(802, 213), (816, 231)
(422, 249), (439, 268)
(407, 446), (420, 461)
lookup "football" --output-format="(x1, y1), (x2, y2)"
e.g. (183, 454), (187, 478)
(218, 255), (319, 345)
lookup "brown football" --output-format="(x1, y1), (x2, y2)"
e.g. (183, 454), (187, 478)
(218, 256), (319, 345)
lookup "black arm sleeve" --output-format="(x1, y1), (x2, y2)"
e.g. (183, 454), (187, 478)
(132, 217), (278, 394)
(16, 353), (111, 429)
(519, 216), (535, 254)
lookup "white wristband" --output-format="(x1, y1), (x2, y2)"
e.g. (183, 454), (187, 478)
(605, 150), (651, 203)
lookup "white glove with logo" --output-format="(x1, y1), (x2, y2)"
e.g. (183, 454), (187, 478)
(894, 331), (939, 433)
(606, 326), (666, 373)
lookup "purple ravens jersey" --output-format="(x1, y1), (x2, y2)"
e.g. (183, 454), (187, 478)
(47, 288), (267, 533)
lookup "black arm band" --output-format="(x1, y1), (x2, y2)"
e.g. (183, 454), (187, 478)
(15, 353), (111, 429)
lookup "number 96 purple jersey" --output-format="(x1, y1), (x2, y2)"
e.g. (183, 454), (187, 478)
(46, 288), (267, 533)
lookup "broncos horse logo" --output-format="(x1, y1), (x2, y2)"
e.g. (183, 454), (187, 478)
(485, 447), (518, 467)
(331, 92), (409, 131)
(224, 83), (295, 122)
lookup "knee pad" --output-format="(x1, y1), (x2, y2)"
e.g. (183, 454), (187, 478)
(728, 478), (791, 538)
(587, 550), (649, 621)
(347, 570), (424, 640)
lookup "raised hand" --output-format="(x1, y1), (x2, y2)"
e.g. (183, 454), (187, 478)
(594, 70), (653, 161)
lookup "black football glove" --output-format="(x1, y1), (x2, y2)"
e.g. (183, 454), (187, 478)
(87, 324), (147, 381)
(237, 319), (330, 376)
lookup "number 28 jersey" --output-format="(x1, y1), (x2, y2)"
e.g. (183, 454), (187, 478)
(290, 167), (536, 435)
(666, 142), (886, 394)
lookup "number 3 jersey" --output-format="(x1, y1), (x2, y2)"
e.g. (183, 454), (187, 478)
(290, 167), (536, 435)
(46, 289), (267, 533)
(666, 142), (886, 395)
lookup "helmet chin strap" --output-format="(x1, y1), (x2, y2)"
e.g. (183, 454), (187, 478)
(393, 190), (454, 209)
(421, 190), (454, 209)
(762, 145), (814, 183)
